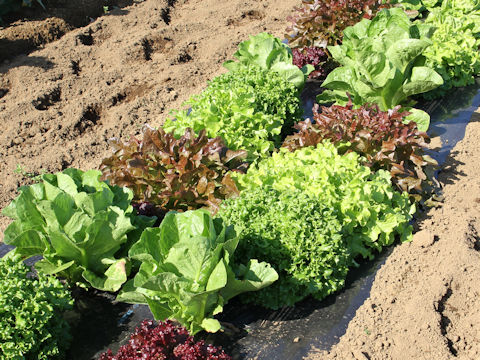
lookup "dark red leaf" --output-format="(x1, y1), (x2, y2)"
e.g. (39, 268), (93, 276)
(98, 320), (232, 360)
(100, 126), (248, 214)
(286, 0), (390, 48)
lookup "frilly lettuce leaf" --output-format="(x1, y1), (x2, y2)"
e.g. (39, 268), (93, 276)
(220, 143), (414, 309)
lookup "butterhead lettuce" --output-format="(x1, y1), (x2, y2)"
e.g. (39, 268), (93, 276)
(117, 209), (278, 334)
(2, 168), (155, 291)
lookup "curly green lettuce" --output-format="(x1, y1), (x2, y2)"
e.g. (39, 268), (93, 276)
(0, 253), (73, 360)
(220, 143), (414, 308)
(219, 188), (350, 309)
(163, 65), (302, 161)
(419, 4), (480, 99)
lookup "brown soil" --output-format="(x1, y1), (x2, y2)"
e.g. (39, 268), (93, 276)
(0, 0), (134, 61)
(1, 1), (479, 359)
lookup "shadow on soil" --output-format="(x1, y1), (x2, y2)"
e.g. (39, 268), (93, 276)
(1, 0), (134, 28)
(0, 49), (55, 74)
(0, 0), (133, 64)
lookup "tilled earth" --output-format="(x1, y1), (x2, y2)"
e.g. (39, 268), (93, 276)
(0, 0), (298, 237)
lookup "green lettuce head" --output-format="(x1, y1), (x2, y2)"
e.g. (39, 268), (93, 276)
(2, 168), (155, 291)
(117, 209), (278, 334)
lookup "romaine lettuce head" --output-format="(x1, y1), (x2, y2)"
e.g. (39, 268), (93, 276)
(2, 168), (155, 291)
(117, 209), (278, 334)
(317, 8), (443, 131)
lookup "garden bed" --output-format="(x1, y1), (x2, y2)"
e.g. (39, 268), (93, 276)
(1, 0), (480, 359)
(1, 76), (479, 360)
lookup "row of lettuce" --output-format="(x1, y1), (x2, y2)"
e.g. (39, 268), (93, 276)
(1, 0), (477, 358)
(290, 0), (480, 103)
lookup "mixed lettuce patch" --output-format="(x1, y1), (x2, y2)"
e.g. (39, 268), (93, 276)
(220, 143), (414, 308)
(1, 0), (465, 342)
(283, 103), (438, 204)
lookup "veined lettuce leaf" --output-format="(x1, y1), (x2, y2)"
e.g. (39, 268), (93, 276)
(2, 168), (155, 291)
(317, 8), (443, 131)
(117, 209), (277, 334)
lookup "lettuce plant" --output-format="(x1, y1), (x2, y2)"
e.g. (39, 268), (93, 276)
(163, 65), (301, 161)
(2, 168), (155, 291)
(222, 32), (312, 91)
(393, 0), (480, 14)
(285, 0), (390, 48)
(117, 209), (278, 334)
(0, 254), (73, 360)
(220, 143), (414, 308)
(282, 103), (438, 203)
(446, 0), (480, 11)
(100, 126), (247, 215)
(219, 188), (350, 309)
(202, 64), (303, 130)
(317, 8), (443, 131)
(390, 0), (442, 17)
(292, 47), (335, 80)
(99, 320), (232, 360)
(419, 3), (480, 99)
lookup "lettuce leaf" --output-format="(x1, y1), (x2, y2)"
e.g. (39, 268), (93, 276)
(223, 32), (312, 90)
(117, 209), (277, 334)
(220, 143), (414, 308)
(2, 168), (155, 291)
(317, 8), (443, 131)
(163, 65), (301, 162)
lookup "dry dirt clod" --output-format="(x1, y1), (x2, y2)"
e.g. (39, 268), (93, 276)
(413, 229), (436, 248)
